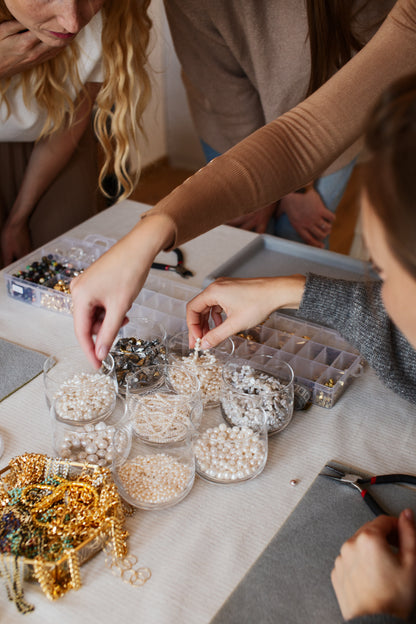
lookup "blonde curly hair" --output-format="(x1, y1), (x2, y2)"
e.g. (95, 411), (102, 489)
(0, 0), (152, 200)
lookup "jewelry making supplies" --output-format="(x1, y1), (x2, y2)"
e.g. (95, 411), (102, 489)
(221, 364), (293, 434)
(194, 424), (267, 482)
(110, 337), (166, 391)
(12, 255), (81, 287)
(170, 339), (223, 405)
(129, 394), (195, 444)
(117, 454), (194, 505)
(55, 421), (116, 466)
(0, 454), (150, 612)
(54, 372), (116, 421)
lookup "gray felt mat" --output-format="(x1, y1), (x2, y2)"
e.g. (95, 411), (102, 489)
(0, 338), (47, 401)
(211, 461), (416, 624)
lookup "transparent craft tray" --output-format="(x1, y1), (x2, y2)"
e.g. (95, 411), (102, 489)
(232, 311), (363, 408)
(4, 234), (116, 315)
(4, 235), (201, 327)
(129, 273), (201, 336)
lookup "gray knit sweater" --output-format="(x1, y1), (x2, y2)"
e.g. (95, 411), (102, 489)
(299, 275), (415, 624)
(298, 274), (416, 405)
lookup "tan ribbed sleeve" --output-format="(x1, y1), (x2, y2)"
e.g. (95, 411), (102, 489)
(144, 0), (416, 248)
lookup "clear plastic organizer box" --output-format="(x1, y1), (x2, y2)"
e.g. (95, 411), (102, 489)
(233, 311), (363, 409)
(4, 235), (117, 314)
(4, 235), (201, 329)
(130, 273), (200, 335)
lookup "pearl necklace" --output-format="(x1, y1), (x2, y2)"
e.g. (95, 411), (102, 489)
(129, 394), (193, 443)
(171, 340), (223, 405)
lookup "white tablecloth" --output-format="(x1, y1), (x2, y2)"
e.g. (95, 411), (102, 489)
(1, 200), (415, 623)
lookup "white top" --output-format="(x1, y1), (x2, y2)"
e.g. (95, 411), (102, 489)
(0, 11), (103, 142)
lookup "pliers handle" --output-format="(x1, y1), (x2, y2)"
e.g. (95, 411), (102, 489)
(151, 248), (193, 278)
(321, 466), (416, 517)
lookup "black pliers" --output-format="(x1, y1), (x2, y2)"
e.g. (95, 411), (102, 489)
(151, 248), (193, 278)
(321, 464), (416, 516)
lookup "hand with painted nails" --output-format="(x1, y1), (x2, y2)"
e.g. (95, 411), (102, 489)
(71, 214), (176, 368)
(331, 509), (416, 621)
(186, 275), (306, 349)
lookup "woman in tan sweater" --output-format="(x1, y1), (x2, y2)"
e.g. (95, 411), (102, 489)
(71, 0), (416, 370)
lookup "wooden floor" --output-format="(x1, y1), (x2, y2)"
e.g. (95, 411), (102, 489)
(130, 159), (361, 256)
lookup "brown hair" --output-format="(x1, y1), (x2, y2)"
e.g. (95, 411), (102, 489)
(362, 73), (416, 280)
(306, 0), (384, 96)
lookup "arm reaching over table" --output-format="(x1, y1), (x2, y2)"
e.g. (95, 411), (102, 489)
(186, 275), (306, 349)
(70, 213), (176, 368)
(71, 0), (416, 365)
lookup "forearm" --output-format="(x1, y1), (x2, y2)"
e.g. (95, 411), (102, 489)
(7, 86), (98, 226)
(299, 274), (416, 404)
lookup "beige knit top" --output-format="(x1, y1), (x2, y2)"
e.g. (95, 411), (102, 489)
(165, 0), (394, 174)
(145, 0), (416, 248)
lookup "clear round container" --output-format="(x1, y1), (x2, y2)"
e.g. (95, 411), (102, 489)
(168, 331), (234, 407)
(52, 394), (127, 467)
(126, 363), (202, 442)
(43, 346), (117, 421)
(126, 362), (202, 403)
(111, 316), (167, 393)
(194, 406), (268, 484)
(221, 357), (294, 435)
(112, 422), (195, 510)
(127, 390), (202, 445)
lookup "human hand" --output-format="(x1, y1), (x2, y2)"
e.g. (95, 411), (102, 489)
(71, 214), (176, 368)
(331, 509), (416, 621)
(0, 21), (59, 79)
(279, 189), (335, 248)
(226, 203), (277, 234)
(0, 218), (32, 267)
(186, 275), (306, 348)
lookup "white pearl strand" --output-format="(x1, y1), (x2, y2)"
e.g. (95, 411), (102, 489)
(54, 372), (116, 421)
(222, 365), (291, 432)
(172, 338), (223, 404)
(118, 454), (193, 504)
(194, 423), (266, 482)
(130, 394), (192, 443)
(57, 421), (116, 466)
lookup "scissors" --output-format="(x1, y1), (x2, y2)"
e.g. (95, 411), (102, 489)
(151, 248), (193, 278)
(321, 464), (416, 516)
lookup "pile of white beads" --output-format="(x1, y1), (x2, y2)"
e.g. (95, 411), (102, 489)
(171, 339), (223, 404)
(56, 421), (116, 466)
(54, 372), (116, 421)
(194, 423), (266, 482)
(117, 453), (193, 505)
(222, 364), (292, 433)
(129, 394), (193, 443)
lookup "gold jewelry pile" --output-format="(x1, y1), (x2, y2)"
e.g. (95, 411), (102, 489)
(0, 453), (150, 612)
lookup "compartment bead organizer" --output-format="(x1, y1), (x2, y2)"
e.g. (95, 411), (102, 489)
(4, 235), (201, 333)
(233, 312), (363, 408)
(4, 235), (116, 314)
